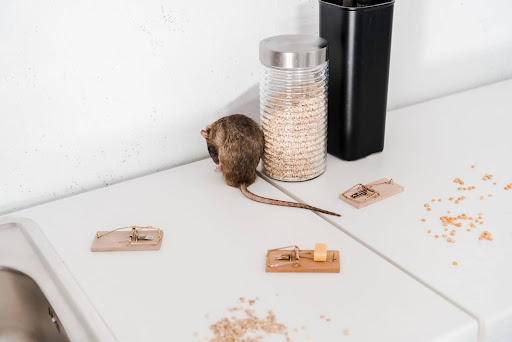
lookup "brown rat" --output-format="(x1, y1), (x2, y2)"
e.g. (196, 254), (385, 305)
(201, 114), (340, 216)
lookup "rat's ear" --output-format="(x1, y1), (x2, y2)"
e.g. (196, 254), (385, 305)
(201, 130), (209, 139)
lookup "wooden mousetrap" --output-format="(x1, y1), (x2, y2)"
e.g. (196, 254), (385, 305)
(265, 243), (340, 273)
(339, 178), (404, 209)
(91, 226), (163, 252)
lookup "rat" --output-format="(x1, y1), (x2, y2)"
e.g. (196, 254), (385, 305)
(201, 114), (340, 217)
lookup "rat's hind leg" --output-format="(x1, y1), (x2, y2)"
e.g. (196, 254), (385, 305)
(214, 164), (223, 173)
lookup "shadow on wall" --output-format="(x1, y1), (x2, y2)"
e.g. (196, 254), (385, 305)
(218, 84), (260, 124)
(388, 0), (512, 110)
(388, 0), (425, 109)
(297, 1), (319, 35)
(215, 0), (320, 125)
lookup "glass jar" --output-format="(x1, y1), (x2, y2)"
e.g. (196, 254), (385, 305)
(259, 35), (329, 181)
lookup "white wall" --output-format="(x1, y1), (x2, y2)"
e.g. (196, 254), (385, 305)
(1, 0), (512, 214)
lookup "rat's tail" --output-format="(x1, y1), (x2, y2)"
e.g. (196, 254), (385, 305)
(240, 184), (341, 217)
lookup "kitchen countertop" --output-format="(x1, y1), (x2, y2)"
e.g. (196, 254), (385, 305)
(2, 159), (477, 341)
(260, 79), (512, 342)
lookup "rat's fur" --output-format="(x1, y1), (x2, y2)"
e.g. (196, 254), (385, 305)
(202, 114), (263, 187)
(201, 114), (340, 217)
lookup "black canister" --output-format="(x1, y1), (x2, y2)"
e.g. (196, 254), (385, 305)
(319, 0), (394, 161)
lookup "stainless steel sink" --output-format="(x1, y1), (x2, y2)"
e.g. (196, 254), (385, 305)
(0, 267), (69, 342)
(0, 218), (116, 342)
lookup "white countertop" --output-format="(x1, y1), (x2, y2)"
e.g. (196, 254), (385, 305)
(260, 79), (512, 342)
(3, 159), (477, 341)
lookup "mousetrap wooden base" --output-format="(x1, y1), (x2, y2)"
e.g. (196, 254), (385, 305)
(339, 178), (404, 209)
(265, 245), (340, 273)
(91, 227), (163, 252)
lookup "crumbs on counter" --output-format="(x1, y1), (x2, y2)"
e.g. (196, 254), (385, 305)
(419, 165), (508, 265)
(482, 174), (494, 181)
(201, 297), (343, 341)
(453, 177), (465, 185)
(209, 309), (290, 342)
(420, 165), (506, 245)
(205, 298), (290, 342)
(480, 231), (493, 241)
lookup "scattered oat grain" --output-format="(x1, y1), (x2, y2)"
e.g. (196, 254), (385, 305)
(481, 231), (493, 241)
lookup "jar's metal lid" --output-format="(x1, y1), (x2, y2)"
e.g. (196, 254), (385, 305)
(259, 35), (328, 69)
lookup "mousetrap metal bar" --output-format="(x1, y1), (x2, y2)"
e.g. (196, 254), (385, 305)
(339, 178), (404, 209)
(342, 183), (380, 203)
(91, 226), (164, 252)
(265, 244), (340, 273)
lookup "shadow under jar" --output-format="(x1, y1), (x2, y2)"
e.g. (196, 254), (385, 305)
(259, 35), (329, 181)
